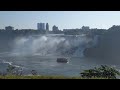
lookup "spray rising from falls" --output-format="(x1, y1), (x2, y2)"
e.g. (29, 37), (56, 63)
(11, 34), (98, 57)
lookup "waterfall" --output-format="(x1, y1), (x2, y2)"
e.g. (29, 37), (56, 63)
(11, 34), (97, 57)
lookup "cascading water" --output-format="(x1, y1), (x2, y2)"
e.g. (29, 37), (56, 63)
(11, 34), (96, 57)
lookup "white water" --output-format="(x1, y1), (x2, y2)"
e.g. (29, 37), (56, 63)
(1, 34), (119, 76)
(11, 34), (94, 57)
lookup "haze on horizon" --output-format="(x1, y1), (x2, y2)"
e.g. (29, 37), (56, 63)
(0, 11), (120, 30)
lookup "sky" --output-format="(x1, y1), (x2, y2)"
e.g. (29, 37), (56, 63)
(0, 11), (120, 30)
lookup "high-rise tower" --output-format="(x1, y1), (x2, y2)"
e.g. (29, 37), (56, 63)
(37, 23), (45, 30)
(46, 23), (49, 31)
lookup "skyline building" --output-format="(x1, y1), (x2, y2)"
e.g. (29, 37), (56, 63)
(52, 25), (59, 31)
(5, 26), (14, 30)
(82, 26), (90, 30)
(46, 23), (49, 31)
(37, 23), (45, 30)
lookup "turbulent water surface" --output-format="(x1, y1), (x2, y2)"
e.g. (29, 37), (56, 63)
(0, 34), (120, 76)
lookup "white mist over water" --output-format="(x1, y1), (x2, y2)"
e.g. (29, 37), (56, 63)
(1, 34), (118, 76)
(11, 34), (95, 57)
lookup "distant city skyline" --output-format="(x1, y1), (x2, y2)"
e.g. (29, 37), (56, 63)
(1, 11), (120, 30)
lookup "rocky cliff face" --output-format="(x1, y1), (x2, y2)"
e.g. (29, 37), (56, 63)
(84, 28), (120, 63)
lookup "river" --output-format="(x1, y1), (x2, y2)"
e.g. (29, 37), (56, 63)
(0, 34), (119, 76)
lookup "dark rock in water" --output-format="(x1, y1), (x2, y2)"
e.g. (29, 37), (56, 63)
(57, 58), (68, 63)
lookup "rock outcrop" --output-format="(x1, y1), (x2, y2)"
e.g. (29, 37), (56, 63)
(84, 26), (120, 63)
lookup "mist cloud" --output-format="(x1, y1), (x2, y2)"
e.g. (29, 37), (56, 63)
(11, 34), (96, 57)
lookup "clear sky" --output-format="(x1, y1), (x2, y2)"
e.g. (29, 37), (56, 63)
(0, 11), (120, 30)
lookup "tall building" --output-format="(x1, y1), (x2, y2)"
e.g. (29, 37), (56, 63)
(82, 26), (90, 30)
(46, 23), (49, 31)
(37, 23), (45, 30)
(37, 23), (40, 30)
(5, 26), (14, 30)
(52, 25), (59, 31)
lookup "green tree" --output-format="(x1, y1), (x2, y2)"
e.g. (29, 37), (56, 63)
(80, 65), (120, 79)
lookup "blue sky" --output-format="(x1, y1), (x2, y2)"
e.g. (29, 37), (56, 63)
(0, 11), (120, 30)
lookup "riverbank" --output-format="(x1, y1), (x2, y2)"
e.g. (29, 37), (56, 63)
(0, 75), (109, 79)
